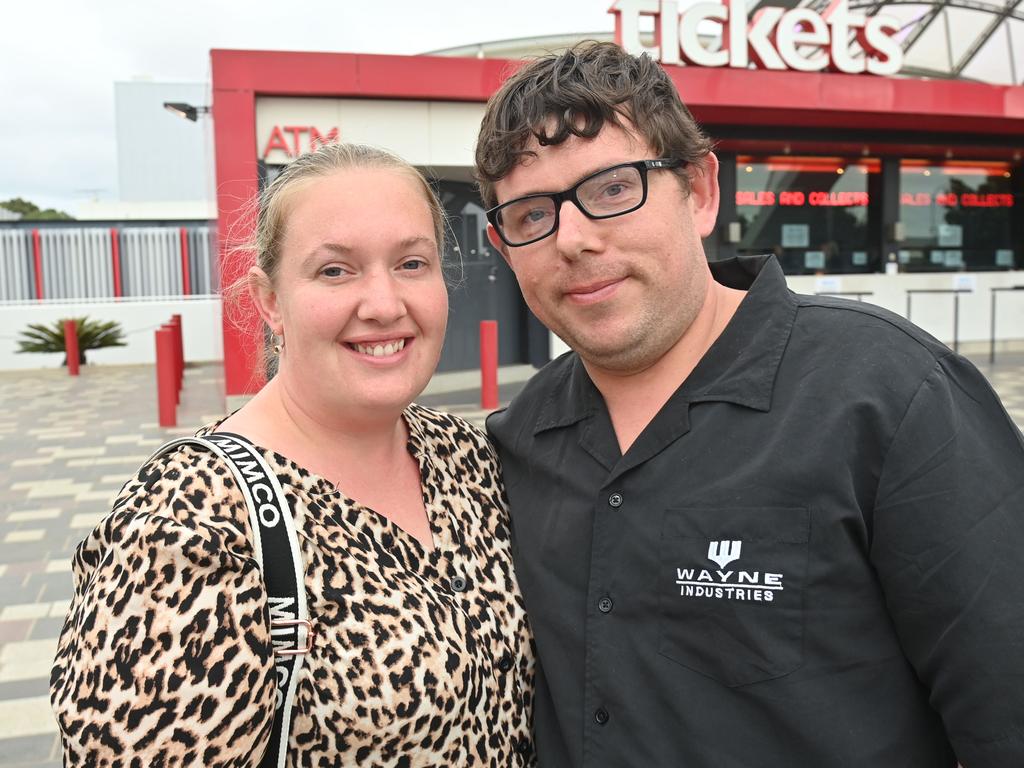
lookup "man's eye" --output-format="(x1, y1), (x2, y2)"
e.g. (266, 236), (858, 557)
(401, 259), (427, 271)
(601, 182), (629, 198)
(522, 208), (550, 225)
(321, 266), (345, 278)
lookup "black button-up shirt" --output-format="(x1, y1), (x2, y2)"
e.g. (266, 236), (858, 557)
(488, 255), (1024, 768)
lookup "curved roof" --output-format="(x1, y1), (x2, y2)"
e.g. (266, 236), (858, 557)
(773, 0), (1023, 83)
(427, 0), (1023, 85)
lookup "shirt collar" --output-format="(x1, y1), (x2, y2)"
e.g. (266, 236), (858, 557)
(534, 254), (796, 435)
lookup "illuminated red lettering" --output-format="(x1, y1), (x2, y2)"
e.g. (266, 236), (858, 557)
(736, 190), (776, 206)
(261, 126), (291, 159)
(936, 193), (959, 206)
(779, 191), (806, 206)
(809, 191), (869, 206)
(901, 192), (931, 206)
(961, 193), (1014, 208)
(283, 126), (307, 157)
(309, 126), (340, 151)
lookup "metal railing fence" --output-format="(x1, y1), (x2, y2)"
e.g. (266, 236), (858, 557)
(0, 225), (218, 302)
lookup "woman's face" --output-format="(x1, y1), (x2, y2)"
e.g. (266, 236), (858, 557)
(260, 167), (448, 420)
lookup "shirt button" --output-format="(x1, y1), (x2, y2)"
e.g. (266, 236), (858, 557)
(608, 493), (623, 508)
(498, 654), (514, 672)
(594, 707), (610, 725)
(450, 575), (468, 592)
(597, 596), (613, 614)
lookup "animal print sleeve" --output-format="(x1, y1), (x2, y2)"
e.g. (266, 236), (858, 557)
(50, 455), (276, 768)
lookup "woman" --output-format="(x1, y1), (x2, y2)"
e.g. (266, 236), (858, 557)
(50, 143), (535, 766)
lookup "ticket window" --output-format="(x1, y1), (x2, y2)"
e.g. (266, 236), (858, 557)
(735, 156), (877, 275)
(897, 161), (1017, 271)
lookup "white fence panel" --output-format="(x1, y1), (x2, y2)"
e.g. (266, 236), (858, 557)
(122, 227), (181, 297)
(188, 226), (219, 294)
(2, 225), (216, 303)
(83, 229), (113, 297)
(35, 229), (115, 300)
(0, 230), (34, 300)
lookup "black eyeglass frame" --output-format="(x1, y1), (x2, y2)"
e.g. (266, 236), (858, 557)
(485, 158), (685, 247)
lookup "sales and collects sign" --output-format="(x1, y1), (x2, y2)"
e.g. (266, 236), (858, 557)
(611, 0), (904, 75)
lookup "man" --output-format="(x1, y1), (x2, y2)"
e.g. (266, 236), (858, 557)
(476, 42), (1024, 767)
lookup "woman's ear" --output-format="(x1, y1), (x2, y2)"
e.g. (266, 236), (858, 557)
(249, 266), (282, 336)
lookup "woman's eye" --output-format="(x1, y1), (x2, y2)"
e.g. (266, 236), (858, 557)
(321, 266), (345, 278)
(401, 259), (427, 271)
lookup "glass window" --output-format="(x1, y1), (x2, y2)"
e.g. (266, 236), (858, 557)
(735, 156), (877, 275)
(898, 161), (1017, 271)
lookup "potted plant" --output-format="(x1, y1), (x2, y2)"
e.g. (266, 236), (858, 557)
(16, 317), (127, 366)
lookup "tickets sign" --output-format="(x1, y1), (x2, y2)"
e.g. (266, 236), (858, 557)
(611, 0), (903, 76)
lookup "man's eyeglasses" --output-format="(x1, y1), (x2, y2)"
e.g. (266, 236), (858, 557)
(486, 158), (685, 248)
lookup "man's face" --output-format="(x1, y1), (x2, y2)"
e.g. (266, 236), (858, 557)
(487, 122), (720, 377)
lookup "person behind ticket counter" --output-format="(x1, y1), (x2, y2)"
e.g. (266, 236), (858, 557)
(475, 41), (1024, 768)
(50, 142), (535, 766)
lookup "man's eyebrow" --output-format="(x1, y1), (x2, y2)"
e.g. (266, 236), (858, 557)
(508, 159), (634, 200)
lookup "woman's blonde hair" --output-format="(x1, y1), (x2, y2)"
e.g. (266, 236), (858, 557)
(226, 142), (448, 379)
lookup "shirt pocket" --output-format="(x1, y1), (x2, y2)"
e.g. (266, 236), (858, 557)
(657, 506), (809, 688)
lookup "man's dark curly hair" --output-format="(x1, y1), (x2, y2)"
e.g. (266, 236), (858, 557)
(475, 41), (713, 210)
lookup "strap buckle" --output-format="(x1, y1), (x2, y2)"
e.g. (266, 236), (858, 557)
(271, 618), (315, 656)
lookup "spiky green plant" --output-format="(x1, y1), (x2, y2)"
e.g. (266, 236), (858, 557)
(16, 317), (126, 366)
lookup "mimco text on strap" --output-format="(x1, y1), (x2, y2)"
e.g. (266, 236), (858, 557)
(142, 432), (312, 768)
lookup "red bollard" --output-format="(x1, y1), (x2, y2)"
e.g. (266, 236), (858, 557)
(155, 326), (177, 427)
(64, 319), (80, 377)
(480, 320), (499, 410)
(170, 314), (184, 394)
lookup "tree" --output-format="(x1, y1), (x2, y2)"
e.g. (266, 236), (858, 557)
(0, 197), (74, 221)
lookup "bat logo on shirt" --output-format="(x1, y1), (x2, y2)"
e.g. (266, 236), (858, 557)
(707, 540), (742, 568)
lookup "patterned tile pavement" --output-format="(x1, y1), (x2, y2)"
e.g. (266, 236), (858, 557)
(0, 353), (1021, 767)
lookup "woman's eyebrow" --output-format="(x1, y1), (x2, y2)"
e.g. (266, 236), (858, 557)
(397, 236), (436, 250)
(301, 242), (351, 270)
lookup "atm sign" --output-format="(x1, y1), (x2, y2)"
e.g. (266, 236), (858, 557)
(262, 125), (340, 160)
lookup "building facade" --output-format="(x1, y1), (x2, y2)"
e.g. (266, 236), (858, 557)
(211, 0), (1024, 400)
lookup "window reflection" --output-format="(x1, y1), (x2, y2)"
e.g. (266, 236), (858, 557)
(735, 156), (876, 275)
(898, 161), (1016, 271)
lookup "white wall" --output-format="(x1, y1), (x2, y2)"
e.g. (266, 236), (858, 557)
(115, 81), (215, 204)
(1, 297), (222, 371)
(549, 269), (1024, 359)
(255, 97), (486, 169)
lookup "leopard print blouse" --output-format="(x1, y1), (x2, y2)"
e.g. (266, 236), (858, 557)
(51, 404), (535, 767)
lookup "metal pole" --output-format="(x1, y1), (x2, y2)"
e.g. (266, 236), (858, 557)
(953, 293), (960, 353)
(990, 289), (997, 364)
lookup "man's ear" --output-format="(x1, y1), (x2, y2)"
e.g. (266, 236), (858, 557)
(248, 266), (283, 335)
(486, 223), (513, 268)
(688, 152), (721, 239)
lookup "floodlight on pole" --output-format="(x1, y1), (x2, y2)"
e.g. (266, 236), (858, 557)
(163, 102), (210, 122)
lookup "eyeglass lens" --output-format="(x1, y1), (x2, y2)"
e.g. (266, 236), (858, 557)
(497, 164), (645, 245)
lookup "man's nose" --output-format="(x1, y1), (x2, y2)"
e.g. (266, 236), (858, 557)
(554, 200), (601, 261)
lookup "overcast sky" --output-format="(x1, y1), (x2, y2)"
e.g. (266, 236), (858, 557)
(0, 0), (617, 215)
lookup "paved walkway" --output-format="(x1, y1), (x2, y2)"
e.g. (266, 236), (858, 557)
(0, 354), (1021, 767)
